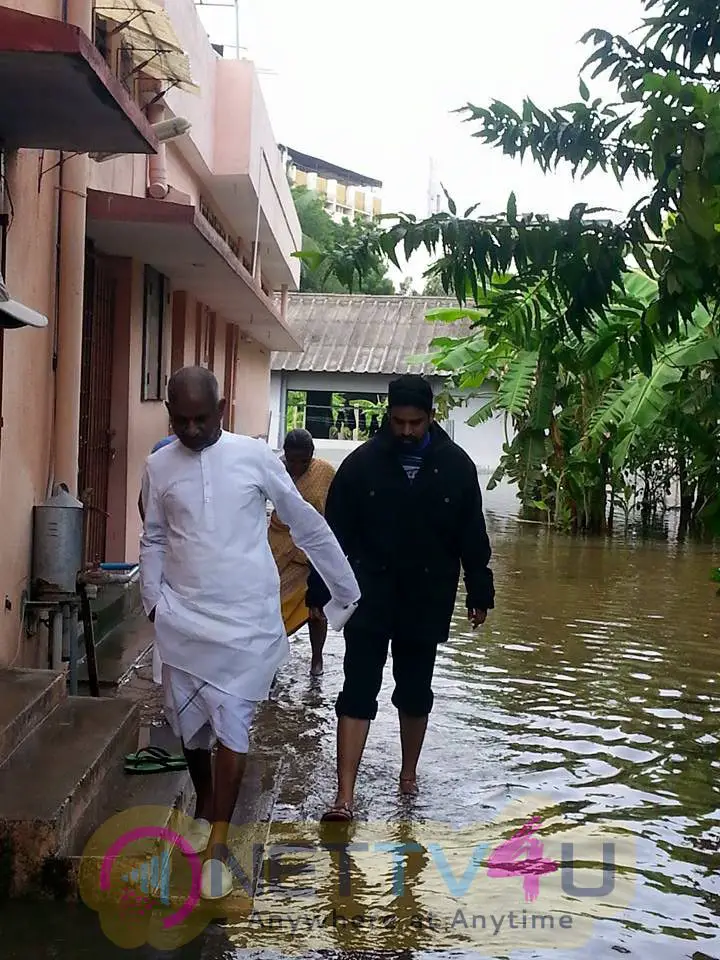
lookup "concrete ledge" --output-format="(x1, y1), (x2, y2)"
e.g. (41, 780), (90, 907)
(0, 698), (139, 898)
(37, 751), (283, 912)
(0, 670), (66, 765)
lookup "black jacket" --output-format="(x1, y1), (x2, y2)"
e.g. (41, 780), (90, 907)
(308, 423), (494, 635)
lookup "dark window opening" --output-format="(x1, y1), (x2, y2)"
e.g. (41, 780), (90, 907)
(142, 266), (168, 401)
(118, 42), (135, 96)
(94, 16), (110, 63)
(286, 390), (386, 440)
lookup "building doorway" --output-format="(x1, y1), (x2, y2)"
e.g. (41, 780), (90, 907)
(78, 244), (116, 564)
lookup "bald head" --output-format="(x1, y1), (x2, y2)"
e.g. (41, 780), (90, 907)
(167, 366), (220, 406)
(166, 366), (225, 452)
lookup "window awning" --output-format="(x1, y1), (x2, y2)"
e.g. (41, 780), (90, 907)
(94, 0), (199, 94)
(0, 7), (158, 154)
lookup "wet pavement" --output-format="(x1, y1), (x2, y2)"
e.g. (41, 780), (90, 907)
(2, 480), (720, 959)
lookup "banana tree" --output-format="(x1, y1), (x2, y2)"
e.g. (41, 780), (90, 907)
(578, 297), (720, 530)
(423, 272), (720, 533)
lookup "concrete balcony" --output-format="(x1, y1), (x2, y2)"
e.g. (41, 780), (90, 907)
(86, 189), (301, 352)
(162, 0), (301, 293)
(211, 58), (302, 292)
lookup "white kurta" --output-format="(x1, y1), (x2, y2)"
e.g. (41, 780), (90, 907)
(140, 432), (360, 701)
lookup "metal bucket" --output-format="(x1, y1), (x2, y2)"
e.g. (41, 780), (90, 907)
(32, 483), (84, 596)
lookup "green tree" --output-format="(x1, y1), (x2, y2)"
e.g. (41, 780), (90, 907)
(423, 273), (448, 297)
(291, 186), (394, 294)
(317, 0), (720, 534)
(398, 277), (418, 295)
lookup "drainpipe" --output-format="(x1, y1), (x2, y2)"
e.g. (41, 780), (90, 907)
(54, 0), (91, 496)
(252, 150), (265, 281)
(147, 99), (169, 200)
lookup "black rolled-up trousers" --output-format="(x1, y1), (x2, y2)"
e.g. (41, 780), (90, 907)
(335, 612), (444, 722)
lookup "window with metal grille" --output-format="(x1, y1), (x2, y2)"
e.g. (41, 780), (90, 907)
(142, 266), (168, 401)
(118, 42), (135, 96)
(94, 17), (110, 62)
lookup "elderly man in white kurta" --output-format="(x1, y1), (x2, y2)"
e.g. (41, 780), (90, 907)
(140, 366), (360, 901)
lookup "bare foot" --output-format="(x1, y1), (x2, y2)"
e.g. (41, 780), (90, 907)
(399, 775), (418, 796)
(310, 658), (324, 677)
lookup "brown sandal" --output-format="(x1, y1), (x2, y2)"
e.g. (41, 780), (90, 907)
(321, 803), (354, 822)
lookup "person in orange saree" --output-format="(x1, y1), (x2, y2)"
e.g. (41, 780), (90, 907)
(268, 430), (336, 676)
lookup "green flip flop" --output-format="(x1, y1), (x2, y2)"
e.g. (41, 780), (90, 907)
(124, 746), (188, 775)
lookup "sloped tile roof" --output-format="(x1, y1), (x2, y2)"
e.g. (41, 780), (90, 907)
(272, 294), (472, 375)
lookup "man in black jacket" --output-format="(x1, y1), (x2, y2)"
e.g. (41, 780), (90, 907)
(313, 374), (494, 821)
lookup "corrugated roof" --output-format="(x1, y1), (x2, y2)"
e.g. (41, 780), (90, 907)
(272, 294), (472, 375)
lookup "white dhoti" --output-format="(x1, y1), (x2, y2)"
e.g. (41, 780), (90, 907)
(140, 433), (361, 735)
(162, 664), (257, 754)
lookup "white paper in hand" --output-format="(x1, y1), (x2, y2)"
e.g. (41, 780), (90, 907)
(324, 598), (358, 632)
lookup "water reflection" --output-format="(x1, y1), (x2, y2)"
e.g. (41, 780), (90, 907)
(215, 478), (720, 959)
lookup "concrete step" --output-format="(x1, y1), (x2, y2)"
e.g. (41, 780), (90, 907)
(40, 752), (283, 934)
(0, 669), (66, 767)
(43, 748), (282, 909)
(44, 723), (193, 901)
(0, 696), (139, 897)
(48, 764), (194, 903)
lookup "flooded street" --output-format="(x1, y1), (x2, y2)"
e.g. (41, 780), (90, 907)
(2, 481), (720, 959)
(226, 480), (720, 960)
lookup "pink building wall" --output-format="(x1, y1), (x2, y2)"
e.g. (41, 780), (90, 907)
(234, 339), (271, 438)
(88, 154), (146, 200)
(88, 139), (196, 204)
(181, 295), (197, 366)
(163, 0), (218, 169)
(0, 146), (58, 663)
(213, 319), (227, 388)
(0, 0), (295, 664)
(0, 0), (84, 661)
(2, 0), (55, 12)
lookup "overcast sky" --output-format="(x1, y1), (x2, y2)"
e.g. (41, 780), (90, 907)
(196, 0), (649, 285)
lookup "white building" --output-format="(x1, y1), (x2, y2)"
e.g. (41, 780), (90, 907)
(279, 145), (382, 223)
(270, 294), (508, 474)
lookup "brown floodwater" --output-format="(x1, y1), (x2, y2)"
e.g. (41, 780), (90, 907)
(219, 480), (720, 960)
(1, 480), (719, 960)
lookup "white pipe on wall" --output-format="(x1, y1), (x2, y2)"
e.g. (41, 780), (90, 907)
(252, 150), (264, 280)
(147, 100), (169, 200)
(54, 0), (92, 496)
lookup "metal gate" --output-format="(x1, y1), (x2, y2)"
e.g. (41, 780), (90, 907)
(78, 247), (116, 565)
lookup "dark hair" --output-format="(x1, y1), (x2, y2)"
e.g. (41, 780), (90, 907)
(284, 428), (314, 454)
(387, 374), (433, 414)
